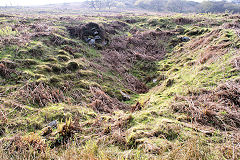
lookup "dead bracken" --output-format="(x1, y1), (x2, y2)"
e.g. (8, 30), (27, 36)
(172, 79), (240, 131)
(13, 82), (65, 107)
(0, 9), (240, 160)
(89, 87), (130, 113)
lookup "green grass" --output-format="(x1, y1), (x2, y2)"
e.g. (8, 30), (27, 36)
(0, 26), (18, 37)
(0, 11), (239, 160)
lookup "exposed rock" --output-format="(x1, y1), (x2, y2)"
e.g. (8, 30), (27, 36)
(181, 36), (190, 42)
(156, 28), (162, 32)
(153, 79), (158, 83)
(88, 39), (95, 45)
(94, 35), (101, 41)
(67, 22), (108, 47)
(120, 90), (131, 101)
(48, 120), (58, 128)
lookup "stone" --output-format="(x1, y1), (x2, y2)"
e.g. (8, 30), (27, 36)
(85, 37), (91, 43)
(94, 35), (101, 40)
(156, 28), (162, 32)
(91, 27), (96, 31)
(181, 37), (190, 42)
(153, 79), (158, 83)
(67, 22), (107, 47)
(48, 120), (58, 128)
(120, 90), (131, 101)
(89, 39), (95, 45)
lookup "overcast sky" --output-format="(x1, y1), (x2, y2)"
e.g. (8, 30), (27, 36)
(0, 0), (207, 6)
(0, 0), (82, 6)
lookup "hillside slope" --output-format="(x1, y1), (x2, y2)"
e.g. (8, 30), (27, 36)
(0, 12), (239, 159)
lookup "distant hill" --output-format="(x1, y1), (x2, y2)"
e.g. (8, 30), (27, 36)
(39, 2), (86, 9)
(35, 0), (240, 13)
(1, 0), (240, 13)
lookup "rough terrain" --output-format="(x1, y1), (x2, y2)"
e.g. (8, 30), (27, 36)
(0, 11), (239, 159)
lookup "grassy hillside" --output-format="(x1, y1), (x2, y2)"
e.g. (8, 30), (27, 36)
(0, 11), (239, 159)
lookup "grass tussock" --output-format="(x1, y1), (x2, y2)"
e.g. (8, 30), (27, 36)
(13, 82), (66, 107)
(0, 12), (239, 160)
(172, 79), (240, 130)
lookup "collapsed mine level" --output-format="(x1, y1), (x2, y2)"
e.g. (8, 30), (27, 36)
(0, 10), (239, 160)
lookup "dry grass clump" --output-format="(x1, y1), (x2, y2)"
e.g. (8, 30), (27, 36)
(89, 87), (130, 113)
(131, 98), (150, 112)
(30, 24), (50, 32)
(167, 137), (211, 160)
(199, 42), (231, 64)
(108, 30), (172, 61)
(172, 80), (240, 131)
(123, 73), (148, 93)
(222, 20), (240, 29)
(99, 30), (173, 93)
(219, 132), (240, 160)
(13, 82), (66, 107)
(0, 106), (7, 124)
(0, 17), (55, 47)
(48, 118), (82, 148)
(232, 56), (240, 71)
(0, 60), (19, 79)
(0, 63), (16, 78)
(49, 33), (77, 46)
(0, 133), (48, 159)
(103, 21), (129, 34)
(0, 24), (30, 46)
(174, 17), (194, 25)
(187, 29), (234, 64)
(107, 115), (133, 146)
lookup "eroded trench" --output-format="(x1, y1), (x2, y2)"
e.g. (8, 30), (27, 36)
(0, 20), (180, 150)
(67, 21), (177, 113)
(1, 17), (240, 155)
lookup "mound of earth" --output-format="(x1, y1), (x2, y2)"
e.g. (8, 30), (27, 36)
(67, 22), (108, 46)
(102, 21), (129, 34)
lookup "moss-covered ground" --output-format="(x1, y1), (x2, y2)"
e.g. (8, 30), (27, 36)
(0, 10), (239, 159)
